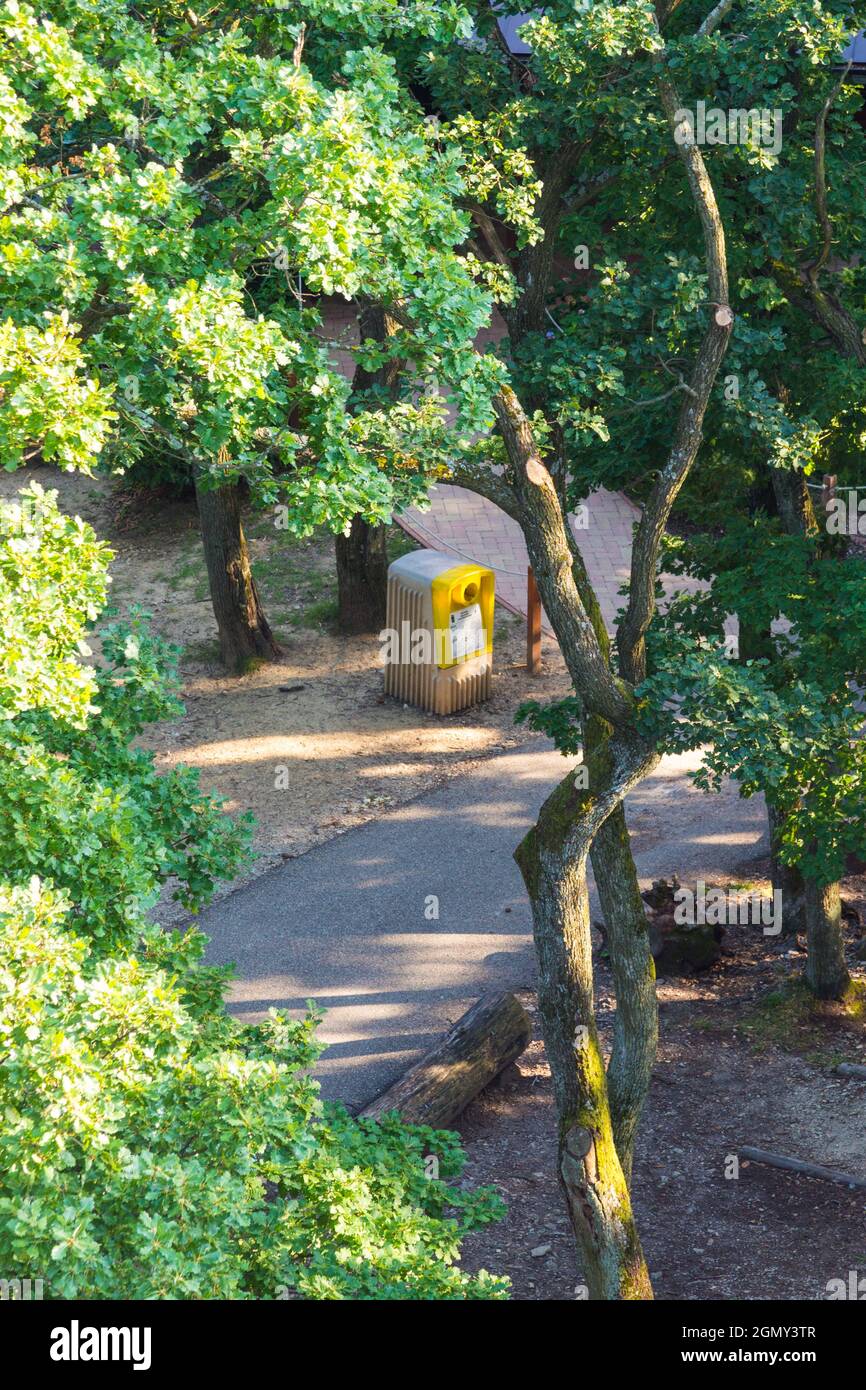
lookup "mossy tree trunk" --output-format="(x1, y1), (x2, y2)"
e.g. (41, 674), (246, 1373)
(194, 471), (282, 672)
(515, 762), (654, 1300)
(452, 32), (732, 1298)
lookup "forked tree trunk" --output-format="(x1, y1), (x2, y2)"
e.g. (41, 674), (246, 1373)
(194, 472), (282, 672)
(515, 767), (653, 1301)
(804, 876), (850, 1000)
(335, 516), (388, 634)
(464, 33), (731, 1301)
(589, 802), (658, 1180)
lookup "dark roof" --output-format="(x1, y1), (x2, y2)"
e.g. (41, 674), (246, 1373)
(494, 14), (866, 75)
(496, 13), (534, 56)
(839, 30), (866, 69)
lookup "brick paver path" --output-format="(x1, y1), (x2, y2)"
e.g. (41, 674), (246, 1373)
(318, 295), (696, 638)
(399, 484), (641, 635)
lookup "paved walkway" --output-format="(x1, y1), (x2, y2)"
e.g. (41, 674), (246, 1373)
(201, 742), (766, 1109)
(319, 294), (645, 635)
(203, 300), (741, 1111)
(399, 484), (639, 634)
(397, 481), (733, 645)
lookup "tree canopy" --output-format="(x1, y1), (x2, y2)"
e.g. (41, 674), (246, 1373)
(0, 0), (506, 526)
(0, 482), (507, 1299)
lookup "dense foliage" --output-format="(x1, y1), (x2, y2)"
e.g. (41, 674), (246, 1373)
(638, 522), (866, 887)
(0, 486), (506, 1299)
(0, 880), (506, 1299)
(5, 0), (866, 1301)
(0, 484), (252, 952)
(0, 0), (504, 527)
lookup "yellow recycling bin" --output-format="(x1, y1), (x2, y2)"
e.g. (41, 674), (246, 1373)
(383, 551), (494, 714)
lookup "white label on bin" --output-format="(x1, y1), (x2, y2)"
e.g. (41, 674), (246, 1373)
(449, 603), (485, 662)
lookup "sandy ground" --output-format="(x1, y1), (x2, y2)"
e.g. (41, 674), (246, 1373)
(1, 464), (571, 915)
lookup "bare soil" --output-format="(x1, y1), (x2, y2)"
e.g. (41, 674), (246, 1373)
(457, 883), (866, 1301)
(3, 464), (570, 920)
(10, 464), (866, 1301)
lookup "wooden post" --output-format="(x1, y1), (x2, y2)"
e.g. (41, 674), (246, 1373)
(821, 474), (837, 513)
(526, 566), (541, 674)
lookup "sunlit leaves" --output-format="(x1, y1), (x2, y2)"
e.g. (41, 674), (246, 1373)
(0, 0), (506, 531)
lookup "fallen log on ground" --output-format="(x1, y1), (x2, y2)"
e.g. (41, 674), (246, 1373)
(833, 1062), (866, 1080)
(358, 991), (532, 1129)
(739, 1145), (866, 1191)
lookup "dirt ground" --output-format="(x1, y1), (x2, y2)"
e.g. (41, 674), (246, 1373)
(9, 463), (866, 1301)
(457, 865), (866, 1301)
(2, 464), (570, 917)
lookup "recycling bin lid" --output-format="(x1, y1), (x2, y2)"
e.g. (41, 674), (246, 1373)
(388, 550), (472, 582)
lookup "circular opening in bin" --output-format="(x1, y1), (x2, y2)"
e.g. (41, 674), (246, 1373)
(454, 579), (479, 605)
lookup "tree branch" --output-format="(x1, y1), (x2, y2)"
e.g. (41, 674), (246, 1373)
(769, 257), (866, 367)
(444, 460), (522, 522)
(615, 21), (733, 685)
(469, 205), (512, 271)
(811, 62), (852, 280)
(75, 285), (131, 341)
(697, 0), (735, 39)
(492, 385), (635, 727)
(656, 0), (688, 26)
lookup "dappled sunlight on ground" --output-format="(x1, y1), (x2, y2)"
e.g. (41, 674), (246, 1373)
(1, 463), (573, 914)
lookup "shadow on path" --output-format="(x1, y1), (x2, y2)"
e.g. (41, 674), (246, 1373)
(200, 742), (767, 1107)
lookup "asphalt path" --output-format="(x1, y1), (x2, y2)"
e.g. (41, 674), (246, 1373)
(200, 741), (766, 1107)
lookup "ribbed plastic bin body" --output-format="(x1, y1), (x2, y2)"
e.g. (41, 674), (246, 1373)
(383, 551), (494, 714)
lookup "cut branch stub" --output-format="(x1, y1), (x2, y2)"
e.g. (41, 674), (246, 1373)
(526, 455), (553, 488)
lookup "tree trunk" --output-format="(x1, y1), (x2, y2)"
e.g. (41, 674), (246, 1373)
(514, 767), (653, 1301)
(767, 804), (806, 937)
(477, 52), (729, 1301)
(769, 465), (817, 537)
(194, 473), (282, 672)
(804, 876), (850, 1000)
(335, 305), (403, 634)
(335, 516), (388, 634)
(585, 717), (657, 1182)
